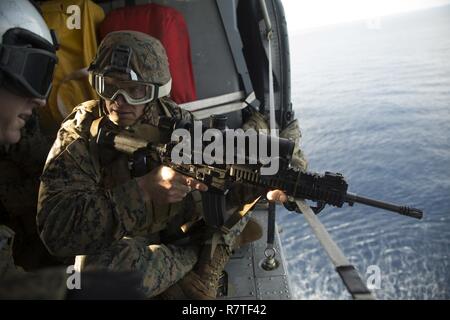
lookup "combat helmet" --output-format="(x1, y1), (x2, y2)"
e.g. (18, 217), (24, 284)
(89, 31), (172, 105)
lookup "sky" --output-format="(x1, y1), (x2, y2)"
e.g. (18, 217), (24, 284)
(281, 0), (450, 32)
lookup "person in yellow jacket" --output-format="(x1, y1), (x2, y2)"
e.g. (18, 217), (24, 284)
(39, 0), (105, 134)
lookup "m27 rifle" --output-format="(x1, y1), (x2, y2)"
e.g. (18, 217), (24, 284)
(96, 117), (423, 300)
(96, 118), (423, 227)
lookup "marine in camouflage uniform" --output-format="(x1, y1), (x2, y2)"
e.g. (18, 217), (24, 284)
(37, 32), (242, 298)
(161, 106), (308, 299)
(37, 31), (307, 299)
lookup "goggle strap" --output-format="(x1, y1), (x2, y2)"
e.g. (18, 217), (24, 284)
(157, 79), (172, 98)
(0, 46), (26, 75)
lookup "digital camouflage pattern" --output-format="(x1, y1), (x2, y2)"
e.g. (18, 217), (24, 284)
(37, 98), (196, 296)
(37, 30), (252, 298)
(220, 109), (308, 245)
(90, 31), (171, 84)
(37, 97), (257, 297)
(37, 31), (307, 298)
(243, 109), (308, 172)
(40, 30), (185, 298)
(37, 102), (307, 298)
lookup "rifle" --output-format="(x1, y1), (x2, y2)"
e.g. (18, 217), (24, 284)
(96, 118), (423, 228)
(96, 117), (423, 300)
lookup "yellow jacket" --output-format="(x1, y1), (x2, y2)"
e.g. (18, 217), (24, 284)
(39, 0), (105, 131)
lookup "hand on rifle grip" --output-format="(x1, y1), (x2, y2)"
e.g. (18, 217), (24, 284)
(136, 165), (208, 205)
(266, 190), (288, 204)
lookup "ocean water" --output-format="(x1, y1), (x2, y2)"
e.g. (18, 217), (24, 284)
(278, 6), (450, 299)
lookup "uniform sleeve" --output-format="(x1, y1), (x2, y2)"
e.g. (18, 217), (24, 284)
(279, 118), (308, 171)
(37, 128), (151, 257)
(223, 111), (309, 216)
(243, 110), (308, 171)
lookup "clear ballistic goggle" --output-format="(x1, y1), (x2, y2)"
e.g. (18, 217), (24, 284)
(90, 72), (172, 105)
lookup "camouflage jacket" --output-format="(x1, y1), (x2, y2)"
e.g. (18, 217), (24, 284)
(243, 109), (307, 171)
(37, 98), (195, 257)
(37, 99), (307, 258)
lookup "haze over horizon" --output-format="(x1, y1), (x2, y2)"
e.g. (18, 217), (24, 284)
(281, 0), (450, 32)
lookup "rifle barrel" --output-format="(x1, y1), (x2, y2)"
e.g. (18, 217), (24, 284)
(345, 192), (423, 220)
